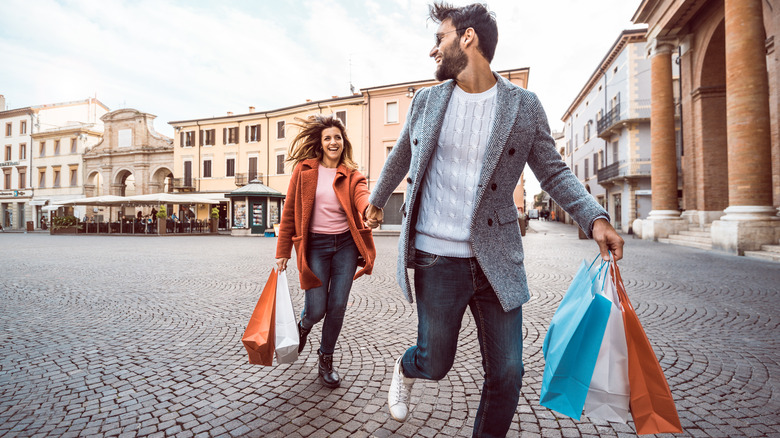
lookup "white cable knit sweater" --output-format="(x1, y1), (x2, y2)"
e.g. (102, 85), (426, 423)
(414, 83), (498, 258)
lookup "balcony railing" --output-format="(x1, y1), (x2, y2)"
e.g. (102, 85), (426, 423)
(172, 177), (194, 190)
(235, 173), (247, 186)
(597, 159), (652, 183)
(597, 102), (621, 135)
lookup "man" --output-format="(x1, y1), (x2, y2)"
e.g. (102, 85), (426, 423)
(364, 3), (624, 437)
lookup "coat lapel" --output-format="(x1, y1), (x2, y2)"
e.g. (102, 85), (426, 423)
(300, 159), (319, 233)
(474, 74), (522, 205)
(412, 80), (455, 179)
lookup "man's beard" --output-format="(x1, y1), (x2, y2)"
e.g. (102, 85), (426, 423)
(435, 43), (468, 81)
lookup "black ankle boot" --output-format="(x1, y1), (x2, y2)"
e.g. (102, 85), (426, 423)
(297, 322), (311, 354)
(318, 350), (340, 388)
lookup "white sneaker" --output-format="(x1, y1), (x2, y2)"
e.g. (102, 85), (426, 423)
(388, 355), (415, 422)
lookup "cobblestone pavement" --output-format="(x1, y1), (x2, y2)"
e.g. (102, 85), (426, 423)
(1, 221), (779, 438)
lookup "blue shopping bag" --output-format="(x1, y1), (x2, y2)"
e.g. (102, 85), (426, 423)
(540, 255), (613, 420)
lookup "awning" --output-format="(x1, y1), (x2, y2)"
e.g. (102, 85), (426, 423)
(29, 199), (49, 206)
(42, 204), (63, 212)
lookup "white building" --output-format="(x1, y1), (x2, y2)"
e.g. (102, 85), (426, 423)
(560, 29), (676, 233)
(0, 96), (109, 230)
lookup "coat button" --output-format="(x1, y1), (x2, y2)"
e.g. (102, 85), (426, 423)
(491, 183), (497, 191)
(406, 177), (412, 183)
(487, 218), (493, 226)
(509, 148), (515, 155)
(413, 138), (418, 145)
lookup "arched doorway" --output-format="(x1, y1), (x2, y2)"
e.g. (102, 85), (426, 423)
(693, 19), (728, 219)
(116, 170), (136, 197)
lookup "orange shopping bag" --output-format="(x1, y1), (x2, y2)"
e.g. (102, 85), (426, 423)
(613, 262), (682, 435)
(241, 269), (277, 365)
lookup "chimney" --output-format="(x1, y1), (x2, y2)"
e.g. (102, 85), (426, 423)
(306, 99), (312, 103)
(249, 106), (255, 113)
(0, 95), (5, 111)
(227, 111), (233, 116)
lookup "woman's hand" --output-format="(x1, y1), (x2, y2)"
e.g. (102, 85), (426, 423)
(365, 204), (384, 229)
(276, 257), (289, 272)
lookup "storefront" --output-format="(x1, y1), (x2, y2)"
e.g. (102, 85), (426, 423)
(225, 180), (284, 236)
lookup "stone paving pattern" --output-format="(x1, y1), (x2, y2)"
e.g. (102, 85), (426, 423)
(1, 220), (779, 437)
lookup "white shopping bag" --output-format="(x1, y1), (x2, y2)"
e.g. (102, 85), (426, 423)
(583, 262), (630, 423)
(274, 270), (300, 364)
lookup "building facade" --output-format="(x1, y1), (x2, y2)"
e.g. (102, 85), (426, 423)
(561, 29), (659, 233)
(169, 68), (530, 233)
(633, 0), (780, 255)
(1, 96), (108, 230)
(83, 109), (173, 221)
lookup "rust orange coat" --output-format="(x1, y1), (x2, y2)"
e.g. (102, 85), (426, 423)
(275, 158), (376, 290)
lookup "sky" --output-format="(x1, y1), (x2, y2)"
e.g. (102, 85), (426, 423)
(0, 0), (644, 198)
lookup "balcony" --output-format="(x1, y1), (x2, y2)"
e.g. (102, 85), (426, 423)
(597, 159), (651, 184)
(597, 99), (680, 139)
(172, 177), (194, 191)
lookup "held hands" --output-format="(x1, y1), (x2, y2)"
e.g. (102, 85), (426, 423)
(364, 204), (384, 229)
(592, 218), (624, 261)
(276, 257), (289, 272)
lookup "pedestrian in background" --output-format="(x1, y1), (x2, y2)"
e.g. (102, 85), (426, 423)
(275, 114), (376, 388)
(365, 2), (624, 436)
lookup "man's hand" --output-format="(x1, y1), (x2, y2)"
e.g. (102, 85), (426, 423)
(592, 218), (624, 261)
(365, 204), (384, 229)
(276, 257), (289, 272)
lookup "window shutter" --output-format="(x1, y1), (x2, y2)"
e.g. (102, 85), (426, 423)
(223, 128), (227, 145)
(180, 132), (184, 147)
(199, 130), (203, 146)
(246, 126), (249, 142)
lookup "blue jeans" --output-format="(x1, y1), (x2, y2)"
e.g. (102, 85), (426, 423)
(402, 250), (524, 438)
(301, 231), (359, 355)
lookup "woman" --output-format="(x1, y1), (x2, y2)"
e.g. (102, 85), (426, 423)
(275, 114), (376, 388)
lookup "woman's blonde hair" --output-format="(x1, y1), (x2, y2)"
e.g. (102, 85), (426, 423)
(286, 114), (357, 169)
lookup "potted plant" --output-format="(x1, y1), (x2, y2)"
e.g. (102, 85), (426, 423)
(156, 205), (167, 235)
(50, 215), (81, 235)
(210, 207), (219, 233)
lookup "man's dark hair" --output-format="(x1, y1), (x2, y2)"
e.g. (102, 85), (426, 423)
(429, 2), (498, 62)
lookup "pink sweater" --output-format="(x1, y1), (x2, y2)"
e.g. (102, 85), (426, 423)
(310, 165), (349, 234)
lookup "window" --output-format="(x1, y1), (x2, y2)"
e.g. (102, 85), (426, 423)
(38, 170), (46, 188)
(118, 129), (132, 148)
(182, 131), (195, 147)
(612, 141), (619, 163)
(4, 145), (10, 161)
(276, 155), (285, 174)
(3, 171), (10, 189)
(593, 153), (599, 173)
(247, 124), (261, 142)
(226, 158), (235, 177)
(277, 121), (285, 139)
(386, 101), (399, 124)
(19, 143), (26, 160)
(20, 121), (26, 135)
(69, 168), (78, 186)
(183, 161), (192, 186)
(53, 169), (61, 187)
(583, 123), (590, 142)
(335, 111), (347, 127)
(18, 170), (25, 189)
(584, 159), (589, 179)
(54, 140), (61, 155)
(39, 141), (46, 157)
(202, 129), (215, 146)
(574, 134), (578, 149)
(203, 159), (212, 178)
(228, 127), (238, 144)
(71, 138), (78, 153)
(5, 123), (11, 136)
(248, 156), (258, 181)
(574, 165), (578, 178)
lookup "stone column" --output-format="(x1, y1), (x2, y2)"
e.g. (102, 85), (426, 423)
(712, 0), (780, 254)
(642, 39), (686, 240)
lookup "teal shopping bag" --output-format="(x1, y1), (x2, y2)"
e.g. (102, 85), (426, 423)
(540, 255), (612, 420)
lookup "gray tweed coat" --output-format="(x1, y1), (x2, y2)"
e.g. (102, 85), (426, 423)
(369, 73), (608, 312)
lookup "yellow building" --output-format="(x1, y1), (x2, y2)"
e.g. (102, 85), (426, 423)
(169, 68), (529, 234)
